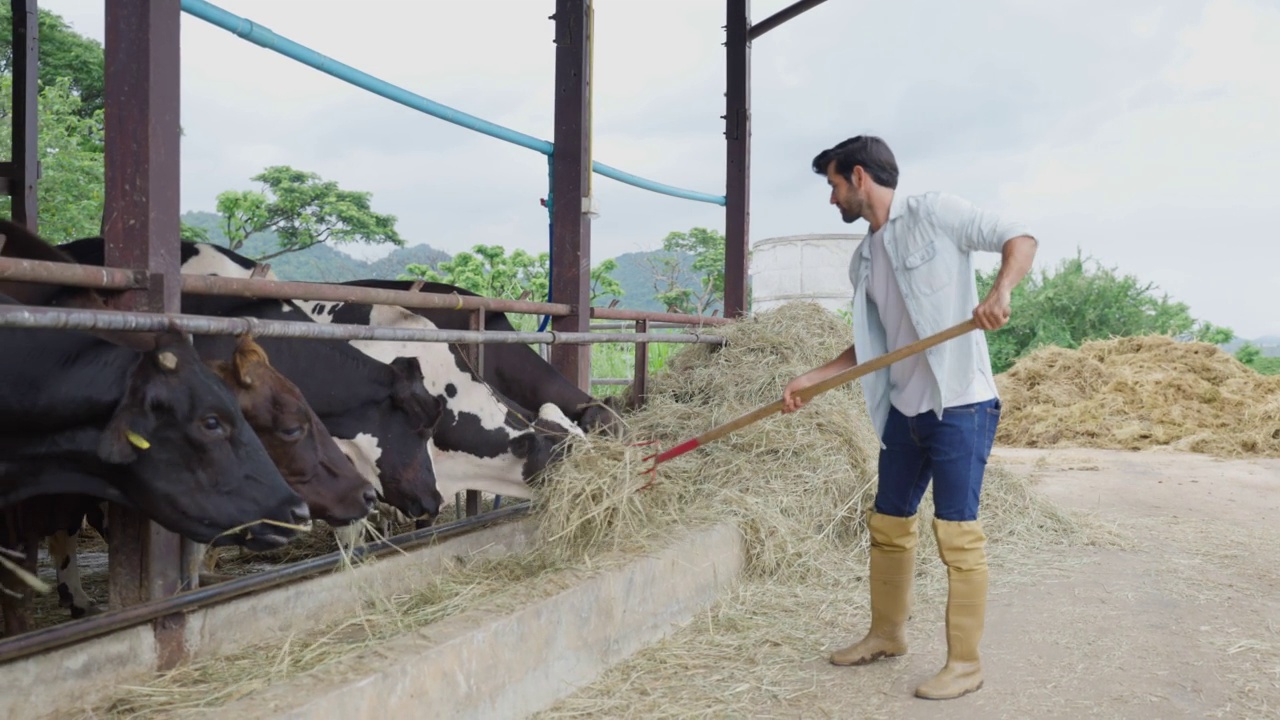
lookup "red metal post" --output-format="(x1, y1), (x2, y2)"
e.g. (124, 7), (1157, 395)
(549, 0), (593, 390)
(7, 0), (38, 228)
(632, 319), (649, 407)
(103, 0), (187, 670)
(723, 0), (752, 320)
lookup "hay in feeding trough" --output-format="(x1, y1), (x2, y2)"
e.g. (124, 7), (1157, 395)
(87, 301), (1102, 719)
(995, 335), (1280, 457)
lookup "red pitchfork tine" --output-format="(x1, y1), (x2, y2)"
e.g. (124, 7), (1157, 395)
(636, 319), (981, 483)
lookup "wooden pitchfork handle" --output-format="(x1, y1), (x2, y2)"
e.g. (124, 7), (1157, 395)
(640, 318), (981, 474)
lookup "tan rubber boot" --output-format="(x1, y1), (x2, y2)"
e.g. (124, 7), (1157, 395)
(830, 511), (919, 666)
(915, 517), (988, 700)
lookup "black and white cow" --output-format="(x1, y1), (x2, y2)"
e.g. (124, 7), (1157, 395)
(340, 279), (626, 436)
(296, 299), (584, 503)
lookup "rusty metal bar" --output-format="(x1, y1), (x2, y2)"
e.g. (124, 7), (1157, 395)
(724, 0), (752, 320)
(181, 274), (573, 316)
(591, 305), (732, 326)
(748, 0), (828, 39)
(591, 321), (698, 331)
(103, 0), (186, 670)
(0, 257), (146, 289)
(0, 304), (724, 344)
(8, 0), (38, 228)
(549, 0), (593, 391)
(464, 309), (484, 517)
(0, 502), (532, 666)
(0, 258), (573, 316)
(633, 319), (649, 405)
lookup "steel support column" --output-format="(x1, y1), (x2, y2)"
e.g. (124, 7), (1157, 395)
(6, 0), (38, 227)
(549, 0), (592, 390)
(723, 0), (751, 319)
(102, 0), (186, 670)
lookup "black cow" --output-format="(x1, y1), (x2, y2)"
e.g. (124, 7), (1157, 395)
(0, 296), (310, 547)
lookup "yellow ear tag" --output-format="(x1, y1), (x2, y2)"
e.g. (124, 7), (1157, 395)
(126, 431), (151, 450)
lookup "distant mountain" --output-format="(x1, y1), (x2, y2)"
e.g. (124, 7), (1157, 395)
(1221, 335), (1280, 357)
(180, 211), (449, 283)
(598, 249), (723, 315)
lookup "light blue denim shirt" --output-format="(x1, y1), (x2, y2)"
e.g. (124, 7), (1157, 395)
(848, 191), (1034, 443)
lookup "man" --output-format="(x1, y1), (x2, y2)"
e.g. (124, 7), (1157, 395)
(781, 135), (1037, 700)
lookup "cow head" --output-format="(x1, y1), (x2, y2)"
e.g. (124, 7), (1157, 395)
(96, 332), (311, 550)
(208, 335), (378, 526)
(505, 403), (585, 488)
(326, 355), (445, 524)
(577, 396), (627, 436)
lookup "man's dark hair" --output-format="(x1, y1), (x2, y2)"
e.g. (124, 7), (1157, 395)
(811, 135), (899, 189)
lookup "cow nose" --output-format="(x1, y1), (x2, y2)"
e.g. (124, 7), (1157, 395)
(425, 489), (443, 519)
(362, 487), (379, 511)
(288, 500), (311, 526)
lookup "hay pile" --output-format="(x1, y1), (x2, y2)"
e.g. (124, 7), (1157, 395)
(995, 335), (1280, 457)
(86, 302), (1097, 719)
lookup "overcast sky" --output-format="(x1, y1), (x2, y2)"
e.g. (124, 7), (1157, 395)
(44, 0), (1280, 338)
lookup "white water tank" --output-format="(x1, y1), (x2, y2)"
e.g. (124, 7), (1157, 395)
(750, 233), (865, 313)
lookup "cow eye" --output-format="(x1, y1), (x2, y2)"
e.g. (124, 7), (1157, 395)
(200, 415), (226, 436)
(278, 426), (305, 441)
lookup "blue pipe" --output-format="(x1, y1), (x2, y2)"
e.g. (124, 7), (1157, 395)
(180, 0), (727, 207)
(591, 162), (725, 205)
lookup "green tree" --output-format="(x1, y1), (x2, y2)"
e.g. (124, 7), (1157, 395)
(404, 244), (550, 303)
(0, 6), (104, 121)
(644, 227), (727, 315)
(977, 249), (1235, 373)
(590, 258), (624, 302)
(403, 244), (624, 305)
(1235, 342), (1263, 366)
(0, 75), (103, 239)
(402, 244), (624, 329)
(214, 166), (402, 261)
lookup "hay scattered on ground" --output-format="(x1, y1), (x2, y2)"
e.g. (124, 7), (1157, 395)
(995, 335), (1280, 457)
(85, 302), (1104, 719)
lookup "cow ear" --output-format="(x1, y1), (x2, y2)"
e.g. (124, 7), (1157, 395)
(507, 432), (538, 460)
(232, 335), (269, 386)
(390, 356), (425, 384)
(97, 352), (167, 464)
(97, 407), (157, 465)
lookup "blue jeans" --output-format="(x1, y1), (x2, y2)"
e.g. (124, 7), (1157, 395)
(874, 398), (1002, 522)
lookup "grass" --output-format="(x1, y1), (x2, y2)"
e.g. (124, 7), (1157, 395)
(1245, 356), (1280, 375)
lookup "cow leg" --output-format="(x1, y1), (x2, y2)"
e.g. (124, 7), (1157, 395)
(49, 530), (103, 619)
(0, 541), (38, 637)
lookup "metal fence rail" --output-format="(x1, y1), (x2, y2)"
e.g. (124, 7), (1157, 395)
(0, 304), (724, 345)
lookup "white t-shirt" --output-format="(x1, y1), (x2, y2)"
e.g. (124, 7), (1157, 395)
(866, 227), (997, 417)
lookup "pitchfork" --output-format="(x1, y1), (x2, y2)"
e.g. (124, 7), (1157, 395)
(638, 318), (981, 484)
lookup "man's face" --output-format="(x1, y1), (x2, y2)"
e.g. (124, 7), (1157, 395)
(825, 161), (864, 224)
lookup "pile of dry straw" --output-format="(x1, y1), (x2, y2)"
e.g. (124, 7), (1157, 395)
(996, 335), (1280, 457)
(89, 302), (1092, 718)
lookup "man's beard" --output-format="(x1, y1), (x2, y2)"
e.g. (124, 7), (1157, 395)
(839, 203), (862, 223)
